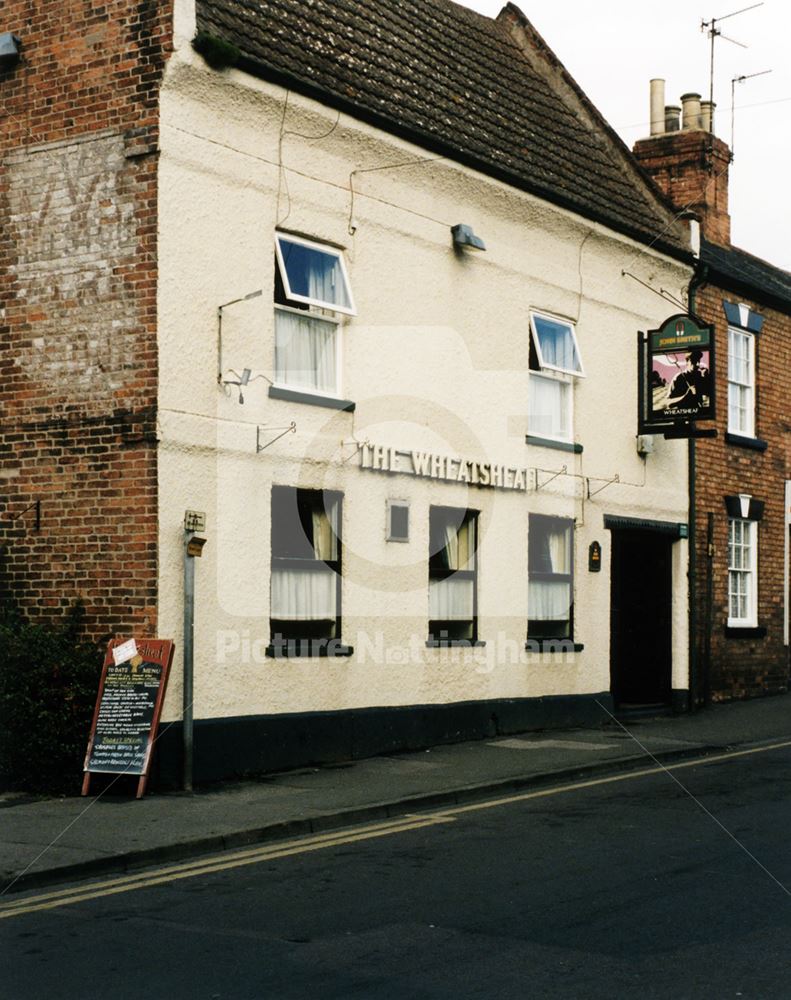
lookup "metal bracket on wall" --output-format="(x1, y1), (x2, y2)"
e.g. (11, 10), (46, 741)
(587, 474), (620, 499)
(535, 465), (567, 491)
(341, 437), (371, 464)
(256, 422), (296, 453)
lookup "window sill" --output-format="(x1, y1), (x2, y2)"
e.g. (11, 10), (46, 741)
(525, 641), (584, 653)
(426, 639), (486, 648)
(269, 386), (355, 412)
(526, 435), (583, 454)
(724, 626), (766, 639)
(725, 433), (767, 452)
(266, 641), (354, 658)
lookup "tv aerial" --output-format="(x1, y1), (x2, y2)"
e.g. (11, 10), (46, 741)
(701, 2), (763, 133)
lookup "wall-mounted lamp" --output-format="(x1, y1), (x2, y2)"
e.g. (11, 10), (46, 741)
(451, 223), (486, 252)
(222, 367), (250, 403)
(0, 33), (21, 71)
(217, 289), (263, 384)
(220, 366), (271, 404)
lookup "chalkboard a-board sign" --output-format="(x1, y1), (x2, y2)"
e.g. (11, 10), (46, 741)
(82, 638), (174, 799)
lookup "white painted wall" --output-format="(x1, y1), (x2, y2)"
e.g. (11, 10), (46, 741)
(156, 47), (693, 722)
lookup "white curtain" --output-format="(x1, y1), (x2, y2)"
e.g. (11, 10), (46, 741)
(430, 576), (474, 620)
(271, 567), (336, 620)
(529, 374), (566, 437)
(308, 252), (340, 308)
(438, 517), (474, 570)
(535, 316), (577, 371)
(312, 500), (338, 560)
(442, 523), (458, 570)
(547, 526), (570, 573)
(528, 580), (571, 621)
(529, 522), (571, 622)
(275, 308), (336, 393)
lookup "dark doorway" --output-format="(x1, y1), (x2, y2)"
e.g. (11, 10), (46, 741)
(610, 529), (673, 709)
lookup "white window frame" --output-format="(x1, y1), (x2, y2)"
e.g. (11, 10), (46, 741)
(728, 517), (758, 628)
(528, 311), (583, 443)
(273, 233), (355, 400)
(273, 303), (343, 399)
(529, 311), (585, 377)
(727, 326), (755, 438)
(274, 233), (356, 315)
(528, 371), (573, 443)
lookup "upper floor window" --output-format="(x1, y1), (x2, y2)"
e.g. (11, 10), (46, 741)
(274, 235), (355, 398)
(727, 327), (755, 437)
(428, 507), (479, 644)
(528, 312), (584, 442)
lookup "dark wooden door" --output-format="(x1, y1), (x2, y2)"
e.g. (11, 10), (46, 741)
(610, 530), (673, 707)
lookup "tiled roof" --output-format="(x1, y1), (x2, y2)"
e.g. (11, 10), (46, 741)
(701, 239), (791, 313)
(195, 0), (690, 259)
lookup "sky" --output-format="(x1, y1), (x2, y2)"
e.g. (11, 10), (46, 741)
(458, 0), (791, 272)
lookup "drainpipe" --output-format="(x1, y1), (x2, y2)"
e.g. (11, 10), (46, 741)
(183, 526), (208, 791)
(183, 530), (195, 791)
(686, 263), (710, 711)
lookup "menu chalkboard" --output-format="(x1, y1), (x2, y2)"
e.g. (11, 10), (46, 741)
(82, 638), (174, 798)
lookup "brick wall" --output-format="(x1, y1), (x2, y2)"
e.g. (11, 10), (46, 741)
(633, 131), (731, 246)
(693, 282), (791, 700)
(0, 2), (173, 637)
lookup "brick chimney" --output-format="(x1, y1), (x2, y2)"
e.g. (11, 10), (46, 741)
(633, 80), (732, 246)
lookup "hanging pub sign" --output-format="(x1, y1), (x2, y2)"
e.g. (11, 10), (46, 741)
(639, 313), (715, 432)
(82, 637), (174, 799)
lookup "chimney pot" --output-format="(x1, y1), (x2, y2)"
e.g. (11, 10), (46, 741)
(700, 100), (715, 133)
(633, 86), (732, 247)
(650, 78), (666, 136)
(665, 105), (681, 132)
(681, 92), (702, 131)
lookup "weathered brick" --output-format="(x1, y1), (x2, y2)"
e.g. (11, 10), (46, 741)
(0, 1), (173, 638)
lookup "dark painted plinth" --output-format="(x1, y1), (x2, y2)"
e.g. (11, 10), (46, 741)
(153, 693), (613, 788)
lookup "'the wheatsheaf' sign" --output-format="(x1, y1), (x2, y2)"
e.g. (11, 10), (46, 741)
(360, 442), (529, 491)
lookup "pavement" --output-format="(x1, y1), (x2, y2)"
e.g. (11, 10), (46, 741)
(2, 692), (791, 895)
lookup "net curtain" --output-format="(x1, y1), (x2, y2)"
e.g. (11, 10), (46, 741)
(271, 501), (339, 621)
(529, 523), (571, 621)
(430, 518), (475, 620)
(274, 310), (337, 394)
(275, 246), (340, 393)
(534, 315), (579, 371)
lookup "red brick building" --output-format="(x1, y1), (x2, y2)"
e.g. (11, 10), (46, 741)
(0, 4), (172, 637)
(634, 88), (791, 702)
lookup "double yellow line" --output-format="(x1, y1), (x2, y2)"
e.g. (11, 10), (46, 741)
(3, 738), (790, 920)
(0, 814), (455, 920)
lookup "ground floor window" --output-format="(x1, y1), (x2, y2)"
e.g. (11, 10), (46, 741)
(728, 517), (757, 626)
(528, 514), (574, 640)
(428, 506), (478, 643)
(270, 486), (342, 645)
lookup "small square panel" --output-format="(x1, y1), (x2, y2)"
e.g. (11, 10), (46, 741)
(387, 501), (410, 542)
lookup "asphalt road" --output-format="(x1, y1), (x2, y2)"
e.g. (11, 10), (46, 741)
(3, 744), (791, 1000)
